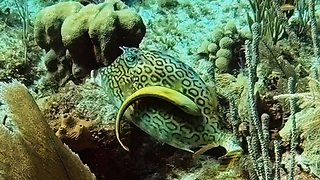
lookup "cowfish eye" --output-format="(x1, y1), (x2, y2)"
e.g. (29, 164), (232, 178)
(120, 46), (138, 68)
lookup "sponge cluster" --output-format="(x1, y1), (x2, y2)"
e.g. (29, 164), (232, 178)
(197, 21), (240, 73)
(34, 0), (146, 84)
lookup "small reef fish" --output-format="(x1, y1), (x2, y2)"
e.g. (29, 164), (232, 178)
(91, 47), (242, 157)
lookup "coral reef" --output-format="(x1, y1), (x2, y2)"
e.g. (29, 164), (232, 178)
(2, 0), (320, 178)
(34, 0), (146, 85)
(273, 78), (320, 178)
(36, 80), (135, 158)
(35, 79), (202, 179)
(0, 81), (95, 179)
(0, 3), (42, 86)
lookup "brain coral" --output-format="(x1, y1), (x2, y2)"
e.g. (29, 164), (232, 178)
(34, 0), (146, 84)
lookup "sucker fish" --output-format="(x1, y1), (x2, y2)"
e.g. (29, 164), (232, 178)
(91, 47), (242, 156)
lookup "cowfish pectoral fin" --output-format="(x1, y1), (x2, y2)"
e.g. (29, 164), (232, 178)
(148, 86), (202, 116)
(115, 86), (202, 152)
(192, 144), (219, 159)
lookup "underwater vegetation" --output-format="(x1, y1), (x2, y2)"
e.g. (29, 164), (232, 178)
(2, 0), (320, 179)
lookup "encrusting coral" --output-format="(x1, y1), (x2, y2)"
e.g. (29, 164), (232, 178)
(34, 0), (146, 85)
(0, 81), (95, 179)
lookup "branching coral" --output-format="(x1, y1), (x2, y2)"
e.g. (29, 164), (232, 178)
(247, 0), (286, 46)
(240, 18), (298, 179)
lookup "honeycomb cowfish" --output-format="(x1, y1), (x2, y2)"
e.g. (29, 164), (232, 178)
(91, 47), (242, 156)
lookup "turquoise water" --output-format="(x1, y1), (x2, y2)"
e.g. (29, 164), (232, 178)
(1, 0), (320, 179)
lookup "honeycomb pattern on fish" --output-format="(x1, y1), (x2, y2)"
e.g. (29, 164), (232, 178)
(92, 47), (238, 152)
